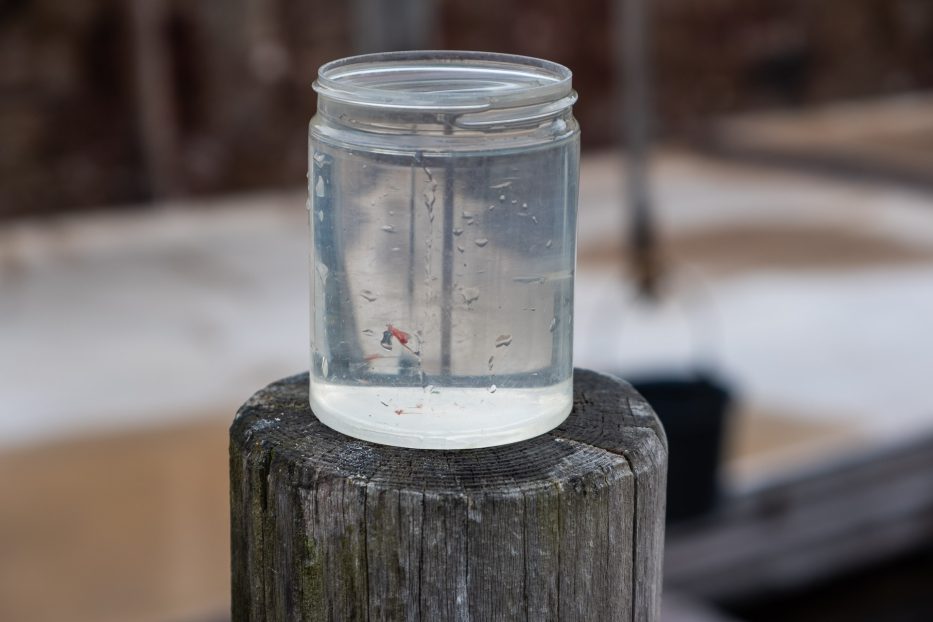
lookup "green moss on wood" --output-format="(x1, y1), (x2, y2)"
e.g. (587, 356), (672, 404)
(301, 535), (325, 620)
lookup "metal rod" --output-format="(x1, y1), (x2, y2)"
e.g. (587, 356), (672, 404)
(615, 0), (660, 297)
(440, 120), (454, 375)
(128, 0), (180, 198)
(351, 0), (437, 53)
(407, 160), (417, 321)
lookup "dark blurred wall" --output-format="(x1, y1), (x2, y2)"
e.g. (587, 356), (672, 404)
(0, 0), (352, 217)
(1, 0), (932, 217)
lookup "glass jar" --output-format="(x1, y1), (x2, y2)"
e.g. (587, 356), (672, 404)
(308, 51), (579, 449)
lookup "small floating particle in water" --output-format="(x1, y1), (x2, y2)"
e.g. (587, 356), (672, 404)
(391, 246), (401, 251)
(321, 356), (329, 378)
(362, 328), (375, 336)
(381, 225), (395, 233)
(521, 202), (528, 208)
(495, 334), (512, 348)
(395, 408), (404, 416)
(474, 238), (488, 247)
(317, 210), (324, 222)
(453, 227), (463, 236)
(488, 355), (494, 370)
(380, 400), (389, 407)
(549, 317), (558, 332)
(388, 210), (394, 215)
(531, 215), (538, 224)
(490, 181), (512, 189)
(488, 384), (497, 393)
(511, 199), (518, 205)
(488, 204), (496, 211)
(457, 244), (465, 253)
(546, 239), (552, 248)
(513, 275), (546, 284)
(499, 194), (506, 201)
(461, 287), (480, 305)
(315, 177), (326, 197)
(360, 290), (377, 302)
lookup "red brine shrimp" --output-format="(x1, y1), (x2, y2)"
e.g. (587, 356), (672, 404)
(380, 324), (419, 355)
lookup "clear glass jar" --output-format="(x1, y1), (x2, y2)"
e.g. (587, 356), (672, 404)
(308, 51), (579, 448)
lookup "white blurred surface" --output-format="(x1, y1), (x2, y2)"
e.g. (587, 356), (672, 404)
(2, 151), (933, 463)
(0, 194), (308, 445)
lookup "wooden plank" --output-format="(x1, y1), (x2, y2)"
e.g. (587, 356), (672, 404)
(0, 418), (231, 622)
(699, 94), (933, 191)
(665, 432), (933, 600)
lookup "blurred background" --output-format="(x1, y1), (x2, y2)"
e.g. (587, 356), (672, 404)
(2, 1), (933, 620)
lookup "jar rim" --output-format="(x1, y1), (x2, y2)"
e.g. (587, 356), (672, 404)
(313, 51), (573, 113)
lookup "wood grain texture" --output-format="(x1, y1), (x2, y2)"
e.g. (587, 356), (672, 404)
(230, 369), (667, 621)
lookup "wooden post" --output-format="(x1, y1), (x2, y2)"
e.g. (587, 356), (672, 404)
(230, 369), (667, 621)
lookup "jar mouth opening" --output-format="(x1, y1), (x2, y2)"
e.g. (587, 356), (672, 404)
(313, 51), (573, 113)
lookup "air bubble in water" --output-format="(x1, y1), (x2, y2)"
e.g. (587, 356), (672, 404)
(488, 384), (497, 393)
(546, 239), (552, 248)
(316, 262), (329, 284)
(457, 244), (465, 253)
(499, 194), (506, 201)
(453, 227), (463, 236)
(315, 177), (326, 197)
(381, 225), (395, 233)
(474, 238), (488, 247)
(549, 317), (558, 332)
(321, 356), (329, 378)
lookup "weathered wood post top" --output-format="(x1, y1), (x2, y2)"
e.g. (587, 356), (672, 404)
(230, 368), (667, 621)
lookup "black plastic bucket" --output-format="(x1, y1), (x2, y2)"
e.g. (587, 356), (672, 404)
(629, 373), (732, 523)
